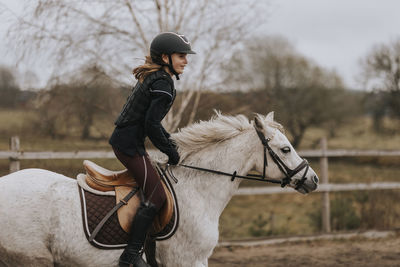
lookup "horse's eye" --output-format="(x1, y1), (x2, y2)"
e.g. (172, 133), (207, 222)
(281, 146), (291, 154)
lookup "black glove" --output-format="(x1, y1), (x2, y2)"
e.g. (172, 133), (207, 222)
(167, 149), (180, 165)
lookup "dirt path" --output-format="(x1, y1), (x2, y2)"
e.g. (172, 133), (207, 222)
(209, 234), (400, 266)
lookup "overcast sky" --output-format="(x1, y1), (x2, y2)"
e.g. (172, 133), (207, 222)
(1, 0), (400, 89)
(263, 0), (400, 89)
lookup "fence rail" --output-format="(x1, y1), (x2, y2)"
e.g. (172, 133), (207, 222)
(3, 149), (400, 160)
(237, 182), (400, 195)
(2, 136), (400, 233)
(0, 150), (115, 160)
(299, 149), (400, 157)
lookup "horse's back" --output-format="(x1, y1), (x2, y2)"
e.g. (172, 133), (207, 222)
(0, 168), (74, 212)
(0, 169), (121, 266)
(1, 168), (72, 186)
(0, 169), (77, 266)
(0, 169), (74, 218)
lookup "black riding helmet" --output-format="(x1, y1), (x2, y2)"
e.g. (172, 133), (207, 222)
(150, 32), (196, 80)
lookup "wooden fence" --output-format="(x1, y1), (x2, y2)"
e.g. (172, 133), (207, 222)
(1, 136), (400, 233)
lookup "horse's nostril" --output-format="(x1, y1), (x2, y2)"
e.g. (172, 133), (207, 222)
(313, 176), (319, 184)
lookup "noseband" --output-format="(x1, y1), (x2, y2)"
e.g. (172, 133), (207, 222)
(177, 125), (310, 190)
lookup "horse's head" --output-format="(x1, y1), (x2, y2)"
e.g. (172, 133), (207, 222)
(252, 112), (318, 194)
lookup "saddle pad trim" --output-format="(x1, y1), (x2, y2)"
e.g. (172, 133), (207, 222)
(78, 185), (128, 249)
(153, 165), (179, 241)
(77, 173), (115, 196)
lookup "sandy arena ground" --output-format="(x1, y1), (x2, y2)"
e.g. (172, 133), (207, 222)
(209, 234), (400, 266)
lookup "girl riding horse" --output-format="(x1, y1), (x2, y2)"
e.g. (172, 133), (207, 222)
(109, 32), (195, 267)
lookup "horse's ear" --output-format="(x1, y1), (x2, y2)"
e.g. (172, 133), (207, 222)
(254, 115), (264, 130)
(266, 111), (274, 122)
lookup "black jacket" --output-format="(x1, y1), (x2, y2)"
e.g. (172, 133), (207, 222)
(109, 70), (178, 159)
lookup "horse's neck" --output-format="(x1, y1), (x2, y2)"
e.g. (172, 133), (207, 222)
(175, 130), (256, 216)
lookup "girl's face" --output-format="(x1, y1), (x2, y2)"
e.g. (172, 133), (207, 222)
(162, 53), (188, 75)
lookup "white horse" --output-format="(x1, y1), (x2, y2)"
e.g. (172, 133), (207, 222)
(0, 112), (318, 267)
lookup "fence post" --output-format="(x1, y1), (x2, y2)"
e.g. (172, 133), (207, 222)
(9, 136), (20, 173)
(320, 137), (331, 233)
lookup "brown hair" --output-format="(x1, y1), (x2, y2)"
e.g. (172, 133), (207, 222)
(133, 55), (163, 83)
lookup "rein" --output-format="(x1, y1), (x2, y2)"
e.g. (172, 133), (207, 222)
(175, 125), (310, 191)
(178, 163), (282, 184)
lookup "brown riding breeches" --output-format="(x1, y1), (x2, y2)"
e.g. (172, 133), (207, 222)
(113, 148), (167, 211)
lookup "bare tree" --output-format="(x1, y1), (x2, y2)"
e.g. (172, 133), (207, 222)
(36, 65), (122, 139)
(223, 36), (354, 147)
(360, 38), (400, 123)
(7, 0), (271, 131)
(0, 66), (20, 108)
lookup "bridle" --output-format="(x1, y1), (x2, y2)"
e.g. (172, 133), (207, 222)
(254, 126), (310, 191)
(176, 125), (311, 192)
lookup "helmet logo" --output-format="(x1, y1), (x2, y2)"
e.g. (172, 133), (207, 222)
(178, 34), (190, 44)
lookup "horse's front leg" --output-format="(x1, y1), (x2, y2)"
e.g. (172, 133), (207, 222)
(201, 258), (209, 267)
(193, 260), (208, 267)
(191, 220), (219, 266)
(157, 218), (219, 266)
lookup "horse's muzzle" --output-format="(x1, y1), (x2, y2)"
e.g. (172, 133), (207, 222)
(297, 175), (318, 194)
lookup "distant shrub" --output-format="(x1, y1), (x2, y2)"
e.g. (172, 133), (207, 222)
(248, 214), (271, 237)
(248, 213), (289, 237)
(330, 196), (361, 230)
(307, 193), (361, 231)
(357, 190), (400, 229)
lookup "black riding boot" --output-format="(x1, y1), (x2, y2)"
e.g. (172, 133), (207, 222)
(119, 202), (157, 267)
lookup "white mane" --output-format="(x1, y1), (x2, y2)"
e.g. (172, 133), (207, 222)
(172, 111), (283, 160)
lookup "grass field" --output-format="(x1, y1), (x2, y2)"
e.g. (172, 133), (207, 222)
(1, 108), (400, 239)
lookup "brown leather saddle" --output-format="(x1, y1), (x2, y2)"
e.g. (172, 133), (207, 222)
(81, 160), (177, 240)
